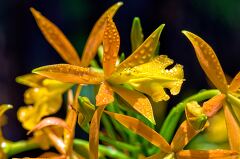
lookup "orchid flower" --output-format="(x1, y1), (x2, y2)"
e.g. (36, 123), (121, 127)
(32, 14), (184, 158)
(105, 96), (239, 158)
(182, 31), (240, 152)
(17, 2), (123, 156)
(16, 74), (72, 130)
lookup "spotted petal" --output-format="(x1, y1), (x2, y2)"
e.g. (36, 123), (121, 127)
(33, 64), (104, 84)
(182, 31), (228, 93)
(102, 17), (120, 77)
(105, 111), (171, 153)
(116, 24), (165, 71)
(112, 85), (155, 124)
(30, 8), (81, 66)
(223, 102), (240, 152)
(96, 82), (114, 107)
(81, 2), (123, 67)
(176, 150), (239, 159)
(109, 55), (184, 102)
(229, 72), (240, 92)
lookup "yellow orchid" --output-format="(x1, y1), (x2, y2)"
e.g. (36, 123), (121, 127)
(28, 3), (123, 155)
(16, 74), (72, 130)
(32, 14), (184, 158)
(105, 96), (239, 159)
(182, 31), (240, 152)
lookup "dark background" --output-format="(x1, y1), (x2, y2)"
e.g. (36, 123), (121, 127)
(0, 0), (239, 143)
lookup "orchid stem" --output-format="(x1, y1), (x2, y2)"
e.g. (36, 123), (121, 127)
(73, 139), (131, 159)
(5, 140), (39, 157)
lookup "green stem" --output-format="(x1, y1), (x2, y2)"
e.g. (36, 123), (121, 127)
(101, 113), (117, 140)
(100, 135), (140, 152)
(73, 139), (131, 159)
(5, 140), (39, 157)
(160, 89), (220, 142)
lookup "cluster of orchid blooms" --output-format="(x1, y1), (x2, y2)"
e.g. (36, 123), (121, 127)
(0, 2), (239, 159)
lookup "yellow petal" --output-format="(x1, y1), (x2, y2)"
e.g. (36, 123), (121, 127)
(182, 31), (228, 92)
(116, 24), (165, 71)
(15, 73), (45, 87)
(89, 105), (106, 159)
(102, 17), (120, 77)
(27, 117), (71, 135)
(202, 94), (225, 117)
(176, 150), (239, 159)
(96, 82), (114, 107)
(30, 8), (81, 66)
(105, 111), (171, 153)
(229, 72), (240, 92)
(32, 64), (104, 84)
(112, 86), (155, 124)
(223, 102), (240, 152)
(81, 2), (123, 67)
(18, 94), (62, 130)
(171, 121), (201, 152)
(109, 55), (184, 102)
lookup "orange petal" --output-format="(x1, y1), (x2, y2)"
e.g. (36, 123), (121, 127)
(81, 2), (123, 67)
(102, 17), (120, 77)
(32, 64), (104, 84)
(27, 117), (71, 135)
(171, 121), (201, 152)
(203, 94), (225, 117)
(176, 150), (239, 159)
(182, 31), (228, 92)
(229, 72), (240, 92)
(116, 24), (165, 71)
(30, 8), (81, 66)
(96, 82), (114, 106)
(89, 105), (106, 159)
(223, 102), (240, 152)
(112, 86), (155, 124)
(105, 111), (171, 153)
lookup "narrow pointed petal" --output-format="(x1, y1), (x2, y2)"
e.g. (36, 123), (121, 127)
(131, 17), (144, 52)
(102, 17), (120, 76)
(30, 8), (81, 66)
(32, 64), (104, 84)
(96, 82), (114, 106)
(81, 2), (123, 67)
(15, 74), (45, 87)
(171, 121), (202, 152)
(117, 24), (165, 71)
(227, 93), (240, 125)
(89, 106), (106, 159)
(223, 103), (240, 152)
(203, 94), (225, 117)
(105, 111), (171, 153)
(229, 72), (240, 92)
(0, 104), (12, 117)
(176, 150), (239, 159)
(27, 117), (71, 135)
(112, 86), (155, 124)
(182, 31), (228, 92)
